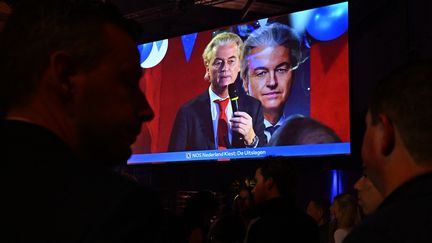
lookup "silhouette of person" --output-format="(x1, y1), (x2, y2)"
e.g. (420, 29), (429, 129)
(0, 1), (168, 242)
(244, 157), (319, 243)
(344, 60), (432, 243)
(268, 116), (341, 146)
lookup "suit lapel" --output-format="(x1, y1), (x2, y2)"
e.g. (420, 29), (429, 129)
(196, 92), (216, 150)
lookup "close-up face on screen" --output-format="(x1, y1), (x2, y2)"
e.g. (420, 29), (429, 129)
(129, 1), (350, 164)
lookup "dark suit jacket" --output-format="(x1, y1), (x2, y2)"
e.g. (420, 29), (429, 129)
(245, 197), (319, 243)
(168, 91), (266, 152)
(344, 172), (432, 243)
(1, 120), (167, 243)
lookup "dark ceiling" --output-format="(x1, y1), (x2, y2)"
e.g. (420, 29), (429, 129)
(109, 0), (345, 43)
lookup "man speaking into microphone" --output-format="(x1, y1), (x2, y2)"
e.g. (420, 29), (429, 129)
(168, 32), (266, 152)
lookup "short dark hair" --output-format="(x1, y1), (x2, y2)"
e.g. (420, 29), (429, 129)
(369, 60), (432, 164)
(309, 199), (330, 222)
(257, 157), (296, 198)
(0, 0), (142, 112)
(268, 116), (341, 146)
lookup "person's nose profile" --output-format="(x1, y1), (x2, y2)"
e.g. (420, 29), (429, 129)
(354, 176), (364, 191)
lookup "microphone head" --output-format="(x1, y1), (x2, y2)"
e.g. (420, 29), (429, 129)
(228, 83), (238, 99)
(228, 82), (239, 113)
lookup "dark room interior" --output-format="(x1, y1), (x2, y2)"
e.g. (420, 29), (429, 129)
(100, 0), (432, 210)
(1, 0), (431, 242)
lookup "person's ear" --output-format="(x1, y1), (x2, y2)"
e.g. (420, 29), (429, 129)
(204, 62), (210, 81)
(242, 74), (249, 94)
(265, 177), (274, 191)
(318, 208), (324, 219)
(378, 114), (395, 156)
(49, 51), (76, 102)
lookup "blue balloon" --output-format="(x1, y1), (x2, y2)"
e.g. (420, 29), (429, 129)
(306, 2), (348, 41)
(138, 42), (153, 64)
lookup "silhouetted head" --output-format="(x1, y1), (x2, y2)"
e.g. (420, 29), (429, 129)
(269, 116), (341, 146)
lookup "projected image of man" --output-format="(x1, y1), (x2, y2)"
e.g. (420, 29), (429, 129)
(168, 32), (266, 152)
(241, 23), (304, 142)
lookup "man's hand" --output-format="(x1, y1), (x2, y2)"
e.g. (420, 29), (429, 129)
(230, 111), (256, 145)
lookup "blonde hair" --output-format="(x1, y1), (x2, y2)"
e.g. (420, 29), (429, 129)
(333, 193), (361, 230)
(202, 32), (243, 80)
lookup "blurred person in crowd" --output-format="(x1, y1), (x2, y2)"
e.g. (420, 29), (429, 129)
(345, 61), (432, 242)
(353, 175), (383, 215)
(307, 199), (331, 243)
(183, 191), (219, 243)
(244, 157), (319, 243)
(0, 1), (170, 242)
(241, 22), (305, 142)
(233, 186), (254, 228)
(330, 193), (361, 243)
(169, 32), (266, 151)
(208, 182), (255, 243)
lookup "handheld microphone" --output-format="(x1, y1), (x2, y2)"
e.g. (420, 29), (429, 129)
(228, 83), (239, 113)
(228, 79), (243, 144)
